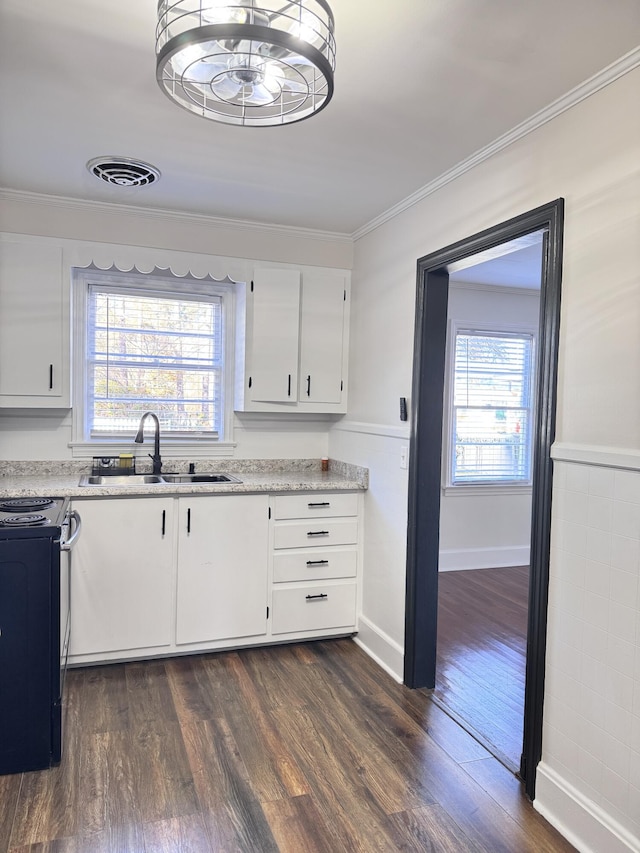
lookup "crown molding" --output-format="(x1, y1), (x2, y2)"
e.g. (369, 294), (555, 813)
(353, 45), (640, 241)
(0, 187), (353, 245)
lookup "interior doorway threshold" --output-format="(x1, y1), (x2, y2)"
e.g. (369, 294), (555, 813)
(424, 689), (521, 776)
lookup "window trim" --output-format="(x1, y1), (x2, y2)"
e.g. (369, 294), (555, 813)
(442, 319), (537, 495)
(70, 267), (237, 457)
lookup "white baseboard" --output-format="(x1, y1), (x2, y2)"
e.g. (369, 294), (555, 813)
(534, 762), (640, 853)
(354, 615), (404, 682)
(439, 545), (530, 572)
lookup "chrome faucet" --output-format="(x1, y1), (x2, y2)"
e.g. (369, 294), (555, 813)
(134, 412), (162, 474)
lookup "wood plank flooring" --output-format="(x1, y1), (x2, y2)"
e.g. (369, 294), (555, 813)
(433, 566), (529, 771)
(0, 638), (575, 852)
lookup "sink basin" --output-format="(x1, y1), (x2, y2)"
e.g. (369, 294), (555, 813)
(79, 474), (165, 486)
(160, 473), (242, 484)
(79, 473), (242, 486)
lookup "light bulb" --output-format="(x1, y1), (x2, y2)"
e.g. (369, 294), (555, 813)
(201, 2), (249, 25)
(286, 9), (322, 48)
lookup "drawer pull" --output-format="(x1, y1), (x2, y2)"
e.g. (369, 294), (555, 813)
(305, 593), (328, 601)
(306, 559), (329, 566)
(308, 502), (330, 507)
(307, 530), (329, 537)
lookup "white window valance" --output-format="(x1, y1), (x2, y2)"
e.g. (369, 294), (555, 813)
(63, 240), (251, 283)
(79, 261), (236, 287)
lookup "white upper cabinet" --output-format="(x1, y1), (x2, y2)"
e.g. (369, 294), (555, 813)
(298, 270), (346, 405)
(248, 268), (300, 403)
(235, 266), (350, 413)
(0, 239), (70, 407)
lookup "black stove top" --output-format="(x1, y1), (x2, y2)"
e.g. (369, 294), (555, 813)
(0, 498), (56, 513)
(0, 497), (68, 539)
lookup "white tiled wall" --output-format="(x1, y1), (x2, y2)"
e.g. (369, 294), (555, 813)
(543, 460), (640, 846)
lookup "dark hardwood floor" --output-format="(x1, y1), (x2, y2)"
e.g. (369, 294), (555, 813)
(0, 638), (574, 852)
(434, 566), (529, 771)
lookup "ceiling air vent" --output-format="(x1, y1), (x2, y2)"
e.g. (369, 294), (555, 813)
(86, 156), (161, 187)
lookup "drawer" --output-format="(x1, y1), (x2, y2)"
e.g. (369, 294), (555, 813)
(273, 549), (357, 583)
(273, 518), (358, 550)
(271, 583), (357, 635)
(273, 492), (358, 520)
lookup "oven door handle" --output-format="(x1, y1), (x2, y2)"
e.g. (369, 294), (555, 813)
(61, 510), (82, 551)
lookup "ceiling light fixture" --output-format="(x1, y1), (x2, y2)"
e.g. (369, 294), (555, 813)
(155, 1), (336, 127)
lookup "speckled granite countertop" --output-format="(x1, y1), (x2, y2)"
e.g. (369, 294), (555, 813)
(0, 459), (368, 499)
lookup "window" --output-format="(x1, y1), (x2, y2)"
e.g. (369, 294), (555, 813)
(447, 327), (535, 486)
(73, 269), (234, 447)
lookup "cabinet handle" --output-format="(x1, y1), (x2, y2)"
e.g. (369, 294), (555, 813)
(287, 374), (291, 397)
(308, 502), (330, 507)
(307, 530), (329, 537)
(306, 593), (328, 601)
(306, 559), (329, 566)
(306, 375), (311, 397)
(161, 509), (166, 536)
(49, 364), (54, 390)
(187, 508), (191, 533)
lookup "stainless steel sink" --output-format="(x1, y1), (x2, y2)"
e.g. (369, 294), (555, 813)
(79, 473), (242, 486)
(79, 474), (166, 486)
(159, 473), (242, 484)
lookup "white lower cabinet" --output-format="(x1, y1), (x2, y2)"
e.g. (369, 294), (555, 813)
(70, 498), (174, 659)
(270, 492), (360, 639)
(175, 494), (269, 645)
(271, 583), (357, 635)
(69, 489), (360, 664)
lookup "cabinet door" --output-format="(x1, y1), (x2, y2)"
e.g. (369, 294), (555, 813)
(299, 271), (345, 404)
(0, 241), (66, 402)
(249, 269), (300, 402)
(176, 495), (269, 645)
(69, 498), (174, 657)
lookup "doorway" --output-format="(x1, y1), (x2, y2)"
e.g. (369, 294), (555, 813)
(403, 200), (564, 799)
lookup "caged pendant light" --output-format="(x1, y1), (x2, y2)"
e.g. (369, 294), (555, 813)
(155, 1), (336, 127)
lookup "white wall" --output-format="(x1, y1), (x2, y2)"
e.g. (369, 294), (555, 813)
(0, 409), (335, 461)
(0, 197), (352, 461)
(330, 65), (640, 851)
(439, 284), (539, 571)
(536, 457), (640, 853)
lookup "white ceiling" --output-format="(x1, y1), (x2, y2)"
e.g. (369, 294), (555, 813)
(1, 1), (639, 235)
(449, 235), (544, 289)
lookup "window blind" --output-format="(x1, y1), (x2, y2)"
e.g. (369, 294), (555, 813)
(87, 286), (223, 437)
(451, 331), (534, 484)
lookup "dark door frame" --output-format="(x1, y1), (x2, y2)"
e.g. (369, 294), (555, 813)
(403, 199), (564, 799)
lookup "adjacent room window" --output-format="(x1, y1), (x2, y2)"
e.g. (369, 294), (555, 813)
(73, 269), (232, 444)
(448, 328), (535, 486)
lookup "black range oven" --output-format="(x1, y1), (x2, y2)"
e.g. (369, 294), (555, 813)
(0, 497), (81, 775)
